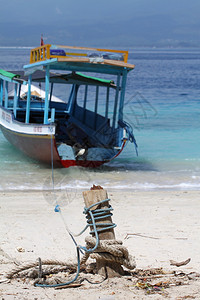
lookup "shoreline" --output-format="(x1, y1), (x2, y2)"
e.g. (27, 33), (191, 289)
(1, 186), (200, 193)
(1, 189), (200, 299)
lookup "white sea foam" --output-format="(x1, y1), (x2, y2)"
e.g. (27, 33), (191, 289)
(1, 180), (200, 192)
(0, 46), (32, 49)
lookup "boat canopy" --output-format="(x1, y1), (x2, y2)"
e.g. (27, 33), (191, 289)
(5, 70), (116, 88)
(32, 71), (116, 88)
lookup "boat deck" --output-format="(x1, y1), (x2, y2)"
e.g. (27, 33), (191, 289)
(27, 44), (135, 75)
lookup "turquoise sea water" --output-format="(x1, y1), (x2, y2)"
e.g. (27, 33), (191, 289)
(0, 47), (200, 191)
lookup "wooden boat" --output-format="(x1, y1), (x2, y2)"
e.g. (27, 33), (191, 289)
(0, 44), (137, 168)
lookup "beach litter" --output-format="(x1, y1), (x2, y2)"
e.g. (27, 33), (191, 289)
(16, 247), (25, 253)
(129, 267), (200, 296)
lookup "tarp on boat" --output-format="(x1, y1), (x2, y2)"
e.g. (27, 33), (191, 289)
(0, 69), (20, 80)
(76, 72), (114, 85)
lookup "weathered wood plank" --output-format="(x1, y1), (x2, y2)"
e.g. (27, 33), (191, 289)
(83, 189), (124, 277)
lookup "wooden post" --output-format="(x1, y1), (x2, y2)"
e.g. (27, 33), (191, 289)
(83, 188), (124, 277)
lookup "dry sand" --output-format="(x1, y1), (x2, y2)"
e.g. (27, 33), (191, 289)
(0, 189), (200, 299)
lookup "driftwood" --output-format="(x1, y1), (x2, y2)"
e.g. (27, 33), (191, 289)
(125, 233), (160, 240)
(170, 258), (191, 267)
(55, 283), (83, 289)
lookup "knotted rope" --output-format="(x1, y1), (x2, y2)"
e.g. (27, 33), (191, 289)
(81, 236), (136, 270)
(5, 198), (136, 287)
(6, 259), (77, 279)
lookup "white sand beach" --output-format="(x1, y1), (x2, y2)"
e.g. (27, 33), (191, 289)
(1, 189), (200, 299)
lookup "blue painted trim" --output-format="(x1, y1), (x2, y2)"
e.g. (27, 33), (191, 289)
(105, 87), (109, 120)
(23, 58), (58, 72)
(112, 74), (121, 129)
(47, 63), (127, 76)
(44, 66), (50, 124)
(25, 75), (32, 123)
(118, 68), (128, 122)
(5, 81), (8, 108)
(0, 80), (3, 106)
(51, 108), (55, 123)
(13, 83), (18, 118)
(24, 58), (131, 76)
(0, 74), (23, 84)
(24, 58), (58, 68)
(83, 85), (88, 122)
(94, 86), (99, 129)
(67, 85), (77, 114)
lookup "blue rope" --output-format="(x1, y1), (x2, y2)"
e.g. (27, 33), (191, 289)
(79, 198), (116, 253)
(36, 198), (116, 288)
(35, 246), (80, 288)
(83, 199), (116, 235)
(118, 119), (138, 156)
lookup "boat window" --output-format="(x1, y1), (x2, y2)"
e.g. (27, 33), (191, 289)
(6, 82), (17, 107)
(50, 83), (72, 103)
(76, 84), (118, 125)
(7, 82), (15, 96)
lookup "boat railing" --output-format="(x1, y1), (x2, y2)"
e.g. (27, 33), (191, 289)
(30, 44), (52, 64)
(30, 44), (129, 64)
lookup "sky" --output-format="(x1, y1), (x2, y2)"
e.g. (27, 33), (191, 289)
(0, 0), (200, 47)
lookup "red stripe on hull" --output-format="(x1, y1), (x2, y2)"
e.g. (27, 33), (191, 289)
(110, 140), (127, 160)
(60, 159), (105, 168)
